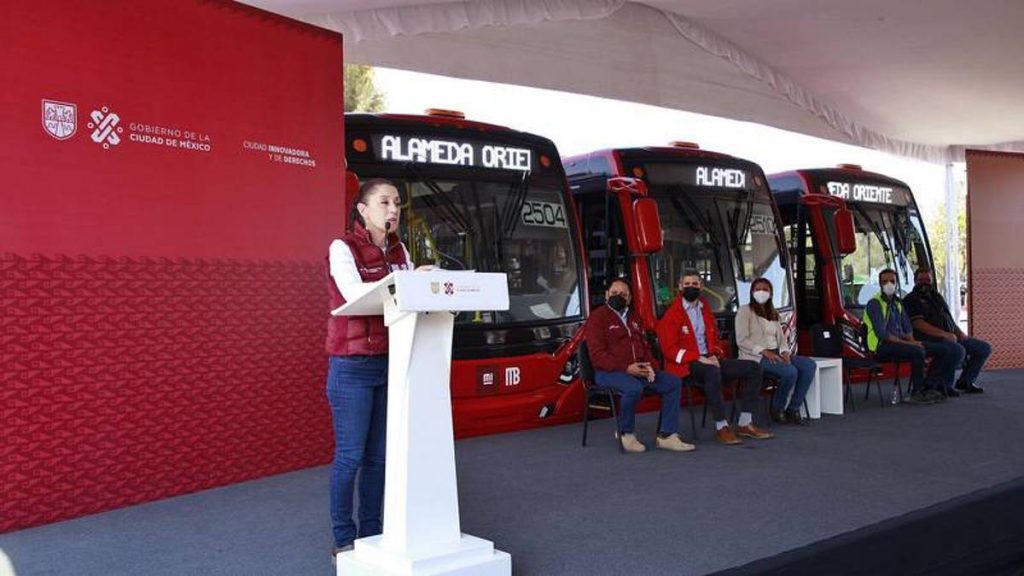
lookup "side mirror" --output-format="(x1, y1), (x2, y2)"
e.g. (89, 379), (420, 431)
(633, 197), (663, 254)
(835, 207), (857, 255)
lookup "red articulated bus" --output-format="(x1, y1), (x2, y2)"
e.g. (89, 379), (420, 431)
(565, 143), (796, 372)
(769, 165), (935, 363)
(344, 110), (588, 437)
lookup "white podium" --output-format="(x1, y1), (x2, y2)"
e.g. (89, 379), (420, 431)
(332, 270), (512, 576)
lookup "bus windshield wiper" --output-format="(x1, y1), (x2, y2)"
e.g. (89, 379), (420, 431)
(852, 203), (893, 258)
(403, 162), (472, 236)
(884, 211), (913, 283)
(667, 186), (715, 243)
(457, 182), (500, 272)
(720, 192), (755, 282)
(666, 187), (726, 281)
(501, 171), (530, 238)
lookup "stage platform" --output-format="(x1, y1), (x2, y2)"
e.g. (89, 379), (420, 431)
(2, 370), (1023, 575)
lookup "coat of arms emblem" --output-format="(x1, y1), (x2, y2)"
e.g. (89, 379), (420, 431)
(430, 281), (440, 294)
(42, 99), (77, 140)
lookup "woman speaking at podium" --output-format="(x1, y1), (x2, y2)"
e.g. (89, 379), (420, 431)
(324, 178), (419, 557)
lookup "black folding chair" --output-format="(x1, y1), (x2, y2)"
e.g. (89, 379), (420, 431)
(579, 340), (624, 453)
(810, 323), (890, 409)
(579, 341), (695, 453)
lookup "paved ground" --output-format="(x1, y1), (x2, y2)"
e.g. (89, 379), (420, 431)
(2, 371), (1021, 575)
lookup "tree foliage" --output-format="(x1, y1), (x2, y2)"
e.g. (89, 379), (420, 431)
(344, 64), (386, 113)
(925, 178), (967, 297)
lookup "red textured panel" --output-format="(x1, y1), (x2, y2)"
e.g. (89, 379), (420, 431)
(970, 267), (1024, 370)
(0, 253), (331, 532)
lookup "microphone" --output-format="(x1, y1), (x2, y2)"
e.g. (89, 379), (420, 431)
(382, 221), (393, 254)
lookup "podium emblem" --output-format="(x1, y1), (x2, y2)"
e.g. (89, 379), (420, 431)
(431, 281), (440, 294)
(42, 99), (77, 140)
(444, 281), (455, 295)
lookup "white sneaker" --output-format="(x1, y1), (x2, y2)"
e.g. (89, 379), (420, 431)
(619, 432), (647, 453)
(655, 433), (696, 452)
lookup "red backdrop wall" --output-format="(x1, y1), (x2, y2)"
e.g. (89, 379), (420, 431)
(1, 0), (344, 531)
(966, 150), (1024, 369)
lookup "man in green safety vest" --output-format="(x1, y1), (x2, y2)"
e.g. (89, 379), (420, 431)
(863, 268), (953, 405)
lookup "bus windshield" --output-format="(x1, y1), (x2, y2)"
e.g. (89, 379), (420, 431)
(392, 175), (583, 326)
(836, 202), (931, 310)
(640, 163), (791, 317)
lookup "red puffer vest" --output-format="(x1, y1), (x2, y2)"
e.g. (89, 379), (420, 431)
(325, 223), (410, 356)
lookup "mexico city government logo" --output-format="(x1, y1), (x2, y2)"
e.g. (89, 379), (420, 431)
(88, 106), (123, 149)
(42, 99), (77, 140)
(429, 281), (457, 295)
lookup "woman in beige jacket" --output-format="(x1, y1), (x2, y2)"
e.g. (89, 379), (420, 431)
(735, 278), (816, 425)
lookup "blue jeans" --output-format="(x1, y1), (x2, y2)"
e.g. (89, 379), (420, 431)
(958, 337), (992, 386)
(921, 339), (966, 390)
(326, 355), (388, 548)
(875, 341), (928, 392)
(764, 355), (816, 411)
(594, 370), (681, 435)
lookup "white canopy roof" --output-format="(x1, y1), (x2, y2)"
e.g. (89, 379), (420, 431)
(244, 0), (1024, 163)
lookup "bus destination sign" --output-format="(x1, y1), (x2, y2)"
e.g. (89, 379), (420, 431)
(643, 162), (754, 190)
(374, 134), (532, 171)
(695, 166), (746, 189)
(826, 181), (900, 204)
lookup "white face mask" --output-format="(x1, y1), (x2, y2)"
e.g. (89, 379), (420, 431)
(882, 282), (897, 297)
(752, 290), (771, 305)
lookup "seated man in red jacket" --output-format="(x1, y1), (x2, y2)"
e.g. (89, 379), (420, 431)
(657, 270), (773, 445)
(585, 278), (694, 453)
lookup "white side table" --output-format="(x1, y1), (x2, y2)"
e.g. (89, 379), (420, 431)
(811, 357), (845, 416)
(802, 365), (822, 419)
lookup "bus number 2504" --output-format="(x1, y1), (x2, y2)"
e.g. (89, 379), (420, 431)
(521, 201), (567, 229)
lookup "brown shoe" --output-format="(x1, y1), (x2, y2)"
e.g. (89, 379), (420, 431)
(715, 426), (743, 445)
(736, 424), (774, 440)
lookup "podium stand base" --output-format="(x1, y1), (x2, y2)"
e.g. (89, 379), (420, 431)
(336, 533), (511, 576)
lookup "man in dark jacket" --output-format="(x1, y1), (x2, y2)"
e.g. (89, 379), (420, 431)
(904, 268), (989, 394)
(584, 278), (692, 453)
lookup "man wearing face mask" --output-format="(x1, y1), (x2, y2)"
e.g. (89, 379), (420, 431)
(904, 268), (989, 394)
(657, 271), (772, 445)
(863, 268), (951, 404)
(584, 278), (692, 453)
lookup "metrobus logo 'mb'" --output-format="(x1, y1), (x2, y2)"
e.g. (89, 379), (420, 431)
(89, 106), (122, 149)
(505, 367), (521, 386)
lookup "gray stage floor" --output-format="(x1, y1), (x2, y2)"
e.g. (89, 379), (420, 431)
(3, 371), (1024, 576)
